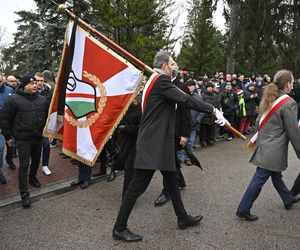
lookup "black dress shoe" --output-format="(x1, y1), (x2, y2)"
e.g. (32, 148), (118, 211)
(236, 212), (258, 221)
(154, 193), (170, 206)
(178, 179), (186, 189)
(80, 181), (90, 189)
(285, 195), (300, 210)
(70, 179), (84, 187)
(0, 173), (7, 184)
(21, 192), (31, 208)
(29, 176), (41, 188)
(178, 214), (203, 230)
(112, 228), (142, 242)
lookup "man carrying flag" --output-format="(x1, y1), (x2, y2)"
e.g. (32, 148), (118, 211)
(113, 50), (226, 242)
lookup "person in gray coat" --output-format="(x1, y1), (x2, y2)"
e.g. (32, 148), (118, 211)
(236, 70), (300, 221)
(112, 50), (226, 242)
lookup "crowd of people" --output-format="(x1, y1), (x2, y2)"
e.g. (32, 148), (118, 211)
(1, 51), (300, 243)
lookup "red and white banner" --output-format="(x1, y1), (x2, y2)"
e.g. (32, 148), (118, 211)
(44, 21), (143, 166)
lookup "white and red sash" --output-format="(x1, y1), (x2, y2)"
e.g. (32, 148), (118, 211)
(141, 72), (160, 113)
(250, 94), (291, 145)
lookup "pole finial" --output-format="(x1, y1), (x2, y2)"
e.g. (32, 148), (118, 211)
(58, 4), (68, 12)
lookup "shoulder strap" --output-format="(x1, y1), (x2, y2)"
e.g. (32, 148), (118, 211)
(141, 72), (160, 113)
(250, 94), (291, 145)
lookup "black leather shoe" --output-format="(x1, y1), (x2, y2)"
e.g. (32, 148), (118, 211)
(0, 173), (7, 184)
(80, 181), (90, 189)
(178, 180), (186, 189)
(236, 212), (258, 221)
(29, 176), (41, 188)
(70, 180), (84, 187)
(112, 228), (142, 242)
(21, 192), (31, 208)
(178, 214), (203, 230)
(285, 195), (300, 210)
(154, 193), (170, 206)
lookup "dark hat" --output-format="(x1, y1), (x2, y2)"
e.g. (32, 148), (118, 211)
(21, 75), (36, 87)
(186, 80), (196, 86)
(206, 82), (214, 89)
(214, 82), (221, 88)
(246, 82), (255, 88)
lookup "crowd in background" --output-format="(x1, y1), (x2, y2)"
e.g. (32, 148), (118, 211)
(175, 71), (300, 166)
(1, 69), (300, 208)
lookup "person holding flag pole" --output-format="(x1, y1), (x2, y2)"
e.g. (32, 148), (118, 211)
(52, 3), (245, 242)
(112, 50), (227, 242)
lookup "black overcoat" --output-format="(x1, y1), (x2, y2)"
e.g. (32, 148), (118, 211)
(134, 74), (213, 172)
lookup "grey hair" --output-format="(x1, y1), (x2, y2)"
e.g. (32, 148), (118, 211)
(153, 50), (172, 69)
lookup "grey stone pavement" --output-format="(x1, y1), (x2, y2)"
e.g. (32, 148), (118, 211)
(0, 137), (300, 250)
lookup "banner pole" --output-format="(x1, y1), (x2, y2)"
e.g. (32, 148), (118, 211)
(58, 5), (154, 74)
(57, 4), (246, 141)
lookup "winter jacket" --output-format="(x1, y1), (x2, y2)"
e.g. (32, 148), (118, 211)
(0, 84), (14, 108)
(201, 91), (219, 125)
(0, 86), (48, 141)
(250, 92), (300, 172)
(190, 92), (205, 130)
(221, 89), (239, 115)
(243, 87), (260, 117)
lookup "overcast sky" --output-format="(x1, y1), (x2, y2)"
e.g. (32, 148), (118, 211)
(0, 0), (225, 53)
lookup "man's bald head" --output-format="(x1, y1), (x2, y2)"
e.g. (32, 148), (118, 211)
(7, 75), (18, 88)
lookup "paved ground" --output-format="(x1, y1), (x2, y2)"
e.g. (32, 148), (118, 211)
(0, 141), (78, 200)
(0, 137), (299, 250)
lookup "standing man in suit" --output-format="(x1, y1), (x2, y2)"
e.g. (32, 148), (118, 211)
(112, 50), (226, 242)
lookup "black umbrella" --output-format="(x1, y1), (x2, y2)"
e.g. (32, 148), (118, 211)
(184, 148), (203, 170)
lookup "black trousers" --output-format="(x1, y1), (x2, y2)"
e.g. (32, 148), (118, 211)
(162, 153), (185, 195)
(114, 169), (187, 230)
(17, 140), (42, 194)
(5, 141), (15, 165)
(291, 173), (300, 196)
(122, 146), (136, 198)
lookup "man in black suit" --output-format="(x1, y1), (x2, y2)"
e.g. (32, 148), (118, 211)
(112, 50), (226, 242)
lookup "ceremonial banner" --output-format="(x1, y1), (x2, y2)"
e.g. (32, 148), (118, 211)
(44, 21), (143, 166)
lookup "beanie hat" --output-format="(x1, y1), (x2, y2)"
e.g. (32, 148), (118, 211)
(42, 70), (55, 83)
(214, 82), (221, 88)
(206, 82), (214, 89)
(21, 75), (36, 87)
(236, 89), (243, 96)
(186, 80), (196, 86)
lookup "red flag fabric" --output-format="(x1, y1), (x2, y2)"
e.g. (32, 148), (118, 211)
(44, 21), (143, 166)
